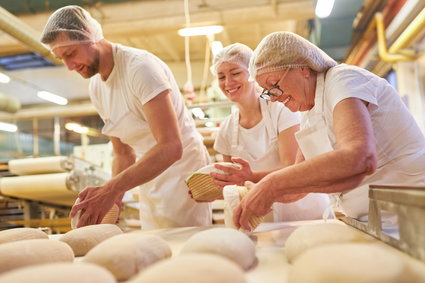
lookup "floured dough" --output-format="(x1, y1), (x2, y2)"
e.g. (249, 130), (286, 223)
(128, 254), (246, 283)
(289, 243), (406, 283)
(0, 262), (116, 283)
(0, 227), (48, 244)
(60, 224), (123, 256)
(285, 222), (371, 262)
(0, 239), (74, 274)
(180, 227), (256, 270)
(83, 233), (172, 281)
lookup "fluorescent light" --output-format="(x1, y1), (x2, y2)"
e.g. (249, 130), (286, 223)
(211, 41), (224, 56)
(0, 72), (10, 84)
(0, 121), (17, 132)
(178, 25), (223, 37)
(65, 122), (88, 134)
(37, 91), (68, 105)
(315, 0), (335, 18)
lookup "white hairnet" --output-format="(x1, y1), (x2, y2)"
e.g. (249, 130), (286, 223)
(41, 5), (103, 50)
(210, 43), (253, 75)
(248, 31), (336, 81)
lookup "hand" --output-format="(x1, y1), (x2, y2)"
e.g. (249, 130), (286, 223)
(233, 181), (274, 231)
(70, 184), (121, 228)
(210, 158), (253, 188)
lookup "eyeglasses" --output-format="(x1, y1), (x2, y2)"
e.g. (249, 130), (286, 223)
(259, 68), (290, 101)
(260, 85), (284, 101)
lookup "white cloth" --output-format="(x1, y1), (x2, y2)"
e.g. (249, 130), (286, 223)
(214, 99), (330, 221)
(296, 64), (425, 219)
(89, 44), (212, 229)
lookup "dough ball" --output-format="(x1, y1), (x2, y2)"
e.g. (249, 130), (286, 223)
(71, 198), (120, 229)
(0, 262), (116, 283)
(285, 223), (371, 262)
(128, 254), (246, 283)
(0, 227), (48, 244)
(180, 227), (256, 270)
(60, 224), (122, 256)
(83, 234), (172, 281)
(289, 243), (406, 283)
(0, 239), (74, 274)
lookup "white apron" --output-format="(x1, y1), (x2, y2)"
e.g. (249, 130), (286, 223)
(231, 99), (329, 222)
(295, 72), (425, 220)
(101, 90), (212, 230)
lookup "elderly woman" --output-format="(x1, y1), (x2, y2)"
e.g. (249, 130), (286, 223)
(209, 43), (329, 222)
(233, 31), (425, 230)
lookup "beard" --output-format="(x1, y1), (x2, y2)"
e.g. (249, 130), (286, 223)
(79, 52), (100, 78)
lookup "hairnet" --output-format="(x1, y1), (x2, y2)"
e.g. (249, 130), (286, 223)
(210, 43), (253, 75)
(248, 31), (336, 81)
(41, 5), (103, 50)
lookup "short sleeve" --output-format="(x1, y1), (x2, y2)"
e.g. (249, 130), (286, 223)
(266, 101), (300, 133)
(213, 115), (234, 156)
(129, 54), (172, 105)
(324, 65), (379, 113)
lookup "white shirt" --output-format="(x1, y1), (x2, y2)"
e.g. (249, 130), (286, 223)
(321, 64), (425, 178)
(214, 99), (299, 159)
(89, 44), (202, 152)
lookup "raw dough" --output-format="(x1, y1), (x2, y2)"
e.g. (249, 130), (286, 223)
(71, 198), (120, 229)
(60, 224), (123, 256)
(0, 262), (116, 283)
(83, 233), (172, 281)
(128, 254), (246, 283)
(285, 222), (371, 262)
(0, 239), (74, 274)
(0, 227), (48, 244)
(180, 227), (256, 270)
(288, 243), (406, 283)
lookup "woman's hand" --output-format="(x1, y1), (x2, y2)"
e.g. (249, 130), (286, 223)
(210, 157), (253, 188)
(233, 181), (274, 231)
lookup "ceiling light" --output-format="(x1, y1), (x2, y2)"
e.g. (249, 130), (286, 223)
(315, 0), (335, 18)
(178, 25), (223, 37)
(211, 41), (224, 56)
(0, 72), (10, 84)
(65, 122), (88, 134)
(0, 121), (17, 132)
(37, 90), (68, 105)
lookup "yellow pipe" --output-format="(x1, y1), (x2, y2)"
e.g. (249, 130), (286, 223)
(0, 6), (62, 65)
(389, 7), (425, 53)
(375, 12), (417, 63)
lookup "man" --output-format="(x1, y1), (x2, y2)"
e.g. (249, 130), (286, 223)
(41, 5), (212, 229)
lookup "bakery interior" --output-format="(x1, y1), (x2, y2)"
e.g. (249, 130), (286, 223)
(0, 0), (424, 282)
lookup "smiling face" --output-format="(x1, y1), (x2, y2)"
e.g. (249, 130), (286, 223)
(256, 67), (317, 112)
(51, 33), (100, 79)
(216, 62), (255, 102)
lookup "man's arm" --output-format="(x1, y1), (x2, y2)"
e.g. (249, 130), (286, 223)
(71, 89), (183, 226)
